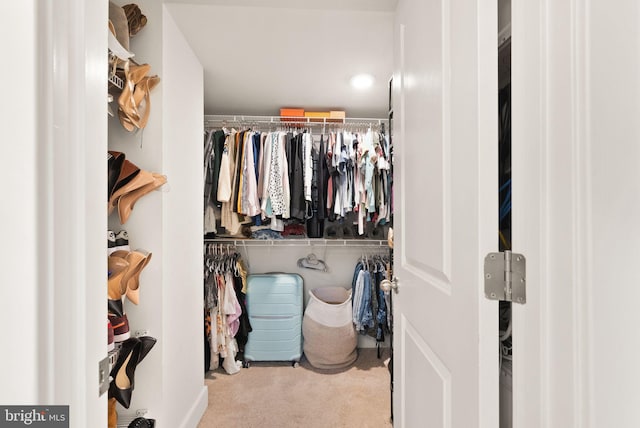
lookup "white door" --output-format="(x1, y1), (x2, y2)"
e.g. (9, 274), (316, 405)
(392, 0), (499, 426)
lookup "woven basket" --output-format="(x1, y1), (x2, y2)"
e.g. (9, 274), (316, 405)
(302, 287), (357, 369)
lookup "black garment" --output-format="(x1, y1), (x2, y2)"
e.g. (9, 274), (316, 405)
(288, 133), (306, 220)
(317, 135), (329, 220)
(204, 329), (211, 373)
(211, 130), (226, 206)
(232, 131), (246, 214)
(307, 136), (323, 237)
(327, 133), (339, 222)
(233, 271), (252, 351)
(203, 131), (215, 208)
(252, 132), (263, 225)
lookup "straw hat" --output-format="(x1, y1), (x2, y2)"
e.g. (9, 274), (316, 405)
(109, 2), (133, 61)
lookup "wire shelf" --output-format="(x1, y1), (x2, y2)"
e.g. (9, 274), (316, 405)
(203, 238), (389, 248)
(204, 114), (386, 130)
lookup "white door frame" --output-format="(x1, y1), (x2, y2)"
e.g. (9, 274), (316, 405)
(37, 0), (107, 422)
(512, 0), (592, 426)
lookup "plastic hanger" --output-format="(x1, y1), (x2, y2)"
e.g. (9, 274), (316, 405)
(297, 253), (328, 272)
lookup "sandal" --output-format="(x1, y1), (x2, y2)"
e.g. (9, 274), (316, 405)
(118, 62), (152, 131)
(130, 75), (160, 130)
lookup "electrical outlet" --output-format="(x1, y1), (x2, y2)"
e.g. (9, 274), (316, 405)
(136, 409), (147, 417)
(134, 329), (149, 337)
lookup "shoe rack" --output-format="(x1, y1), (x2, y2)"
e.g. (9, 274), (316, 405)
(107, 2), (163, 426)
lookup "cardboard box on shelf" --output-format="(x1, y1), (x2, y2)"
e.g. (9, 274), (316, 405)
(304, 111), (331, 122)
(280, 108), (305, 121)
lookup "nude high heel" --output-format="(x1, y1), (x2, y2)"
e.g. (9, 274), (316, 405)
(124, 250), (152, 305)
(111, 249), (152, 305)
(109, 168), (155, 215)
(108, 159), (141, 213)
(117, 173), (167, 224)
(108, 398), (117, 428)
(108, 255), (129, 300)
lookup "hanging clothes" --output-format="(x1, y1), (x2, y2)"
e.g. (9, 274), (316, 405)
(219, 131), (243, 235)
(204, 122), (392, 239)
(287, 132), (306, 220)
(351, 254), (389, 342)
(203, 244), (251, 375)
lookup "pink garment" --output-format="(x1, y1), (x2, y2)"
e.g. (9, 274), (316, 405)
(224, 272), (242, 337)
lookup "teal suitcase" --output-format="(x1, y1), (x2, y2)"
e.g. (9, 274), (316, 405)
(244, 273), (303, 367)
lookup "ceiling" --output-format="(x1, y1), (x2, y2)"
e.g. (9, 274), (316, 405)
(166, 1), (396, 118)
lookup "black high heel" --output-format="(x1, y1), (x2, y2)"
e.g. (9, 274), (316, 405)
(138, 336), (157, 363)
(109, 337), (142, 408)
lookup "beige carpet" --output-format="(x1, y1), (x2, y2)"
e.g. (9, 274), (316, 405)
(198, 348), (393, 428)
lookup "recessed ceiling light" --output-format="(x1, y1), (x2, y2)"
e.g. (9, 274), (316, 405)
(350, 73), (375, 90)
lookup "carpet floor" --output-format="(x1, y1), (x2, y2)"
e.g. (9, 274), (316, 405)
(198, 348), (393, 428)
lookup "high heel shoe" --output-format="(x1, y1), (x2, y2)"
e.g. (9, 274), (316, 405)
(117, 173), (167, 224)
(108, 151), (125, 200)
(138, 336), (157, 364)
(125, 250), (152, 305)
(108, 255), (129, 299)
(109, 168), (155, 215)
(110, 249), (151, 305)
(108, 159), (142, 213)
(108, 337), (142, 409)
(108, 397), (118, 428)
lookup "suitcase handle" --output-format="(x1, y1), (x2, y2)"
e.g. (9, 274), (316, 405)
(250, 315), (296, 320)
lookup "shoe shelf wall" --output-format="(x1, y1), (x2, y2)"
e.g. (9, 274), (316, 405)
(107, 0), (208, 426)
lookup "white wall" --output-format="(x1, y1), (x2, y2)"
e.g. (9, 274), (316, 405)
(162, 6), (208, 428)
(589, 1), (640, 425)
(240, 245), (389, 348)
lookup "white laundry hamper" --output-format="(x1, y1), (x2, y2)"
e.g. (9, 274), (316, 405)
(302, 286), (358, 369)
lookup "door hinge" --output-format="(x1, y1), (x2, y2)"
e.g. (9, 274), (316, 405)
(484, 250), (526, 304)
(98, 355), (111, 396)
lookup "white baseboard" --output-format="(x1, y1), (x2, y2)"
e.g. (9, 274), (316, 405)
(179, 385), (209, 428)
